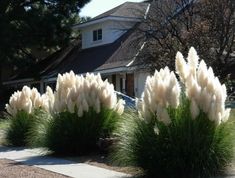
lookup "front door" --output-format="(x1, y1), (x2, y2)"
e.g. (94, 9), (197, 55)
(126, 73), (134, 97)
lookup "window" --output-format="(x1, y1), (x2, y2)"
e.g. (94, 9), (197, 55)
(93, 29), (102, 41)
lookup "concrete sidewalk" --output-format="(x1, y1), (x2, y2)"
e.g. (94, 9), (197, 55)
(0, 146), (131, 178)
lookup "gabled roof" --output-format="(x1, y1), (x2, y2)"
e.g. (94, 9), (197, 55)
(6, 23), (145, 83)
(43, 24), (144, 79)
(93, 2), (148, 20)
(6, 42), (80, 81)
(7, 0), (234, 85)
(4, 1), (151, 84)
(76, 2), (149, 28)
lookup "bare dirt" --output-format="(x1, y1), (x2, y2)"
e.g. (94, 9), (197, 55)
(0, 159), (70, 178)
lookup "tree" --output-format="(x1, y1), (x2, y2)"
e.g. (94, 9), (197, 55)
(0, 0), (90, 68)
(138, 0), (235, 77)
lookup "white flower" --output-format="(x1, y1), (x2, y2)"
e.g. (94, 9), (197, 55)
(158, 107), (171, 126)
(170, 82), (181, 107)
(82, 98), (89, 113)
(222, 109), (231, 122)
(199, 88), (212, 113)
(115, 99), (125, 115)
(44, 86), (54, 113)
(67, 98), (75, 113)
(53, 71), (125, 116)
(5, 86), (49, 116)
(141, 104), (151, 122)
(175, 51), (189, 82)
(197, 60), (208, 88)
(190, 99), (199, 119)
(139, 67), (181, 125)
(22, 86), (31, 99)
(187, 47), (199, 78)
(186, 78), (201, 100)
(175, 47), (230, 124)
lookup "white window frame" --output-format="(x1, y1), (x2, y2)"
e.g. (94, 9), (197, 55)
(93, 29), (102, 41)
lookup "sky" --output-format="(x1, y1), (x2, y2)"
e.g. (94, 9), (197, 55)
(80, 0), (144, 18)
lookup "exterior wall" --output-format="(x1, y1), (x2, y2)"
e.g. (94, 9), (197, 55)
(80, 20), (136, 49)
(134, 71), (149, 98)
(100, 71), (149, 98)
(97, 71), (149, 98)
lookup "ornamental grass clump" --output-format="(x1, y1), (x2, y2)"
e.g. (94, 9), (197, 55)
(138, 66), (181, 125)
(41, 71), (125, 155)
(176, 47), (230, 124)
(5, 86), (51, 146)
(112, 47), (234, 178)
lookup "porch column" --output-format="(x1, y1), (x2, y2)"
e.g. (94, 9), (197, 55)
(122, 77), (126, 93)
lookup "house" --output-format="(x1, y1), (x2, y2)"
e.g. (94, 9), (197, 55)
(3, 1), (151, 98)
(3, 0), (234, 100)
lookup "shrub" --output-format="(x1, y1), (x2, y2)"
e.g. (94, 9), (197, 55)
(112, 48), (234, 178)
(44, 108), (120, 155)
(6, 109), (50, 146)
(4, 86), (51, 146)
(5, 111), (31, 146)
(26, 109), (52, 148)
(29, 72), (125, 155)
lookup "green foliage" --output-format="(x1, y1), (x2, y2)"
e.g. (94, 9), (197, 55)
(5, 109), (48, 146)
(0, 0), (90, 67)
(26, 109), (52, 148)
(5, 111), (33, 146)
(31, 108), (121, 155)
(0, 119), (9, 130)
(112, 100), (235, 178)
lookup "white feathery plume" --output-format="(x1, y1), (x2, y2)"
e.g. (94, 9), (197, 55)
(175, 51), (189, 82)
(187, 47), (199, 78)
(115, 99), (125, 115)
(139, 67), (181, 125)
(190, 99), (200, 119)
(5, 86), (49, 116)
(175, 47), (230, 124)
(159, 108), (171, 126)
(53, 71), (125, 116)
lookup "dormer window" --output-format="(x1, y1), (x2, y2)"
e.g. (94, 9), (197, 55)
(93, 29), (102, 41)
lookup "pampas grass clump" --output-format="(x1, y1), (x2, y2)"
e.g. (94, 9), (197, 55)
(4, 86), (51, 146)
(29, 72), (125, 155)
(112, 48), (235, 178)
